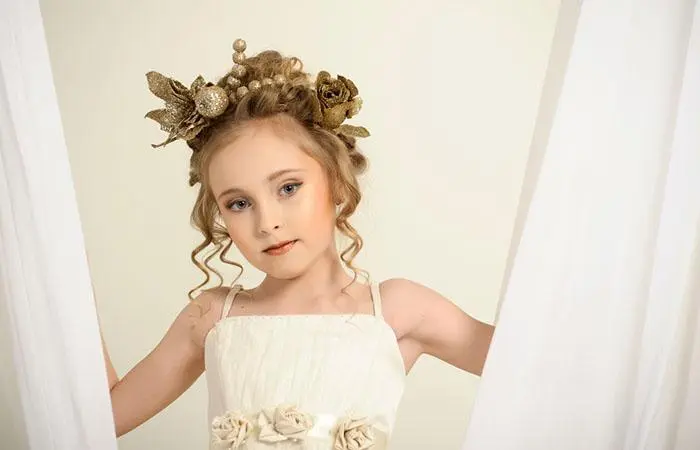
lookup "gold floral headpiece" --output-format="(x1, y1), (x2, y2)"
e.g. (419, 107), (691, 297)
(145, 38), (370, 185)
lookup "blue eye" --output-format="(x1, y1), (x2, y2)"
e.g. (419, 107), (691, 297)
(280, 182), (302, 197)
(227, 199), (250, 211)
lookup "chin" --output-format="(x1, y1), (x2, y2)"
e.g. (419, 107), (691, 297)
(252, 256), (312, 280)
(262, 263), (309, 280)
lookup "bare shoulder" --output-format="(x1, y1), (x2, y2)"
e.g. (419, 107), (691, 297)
(378, 277), (440, 310)
(179, 286), (231, 348)
(376, 278), (494, 375)
(375, 278), (437, 339)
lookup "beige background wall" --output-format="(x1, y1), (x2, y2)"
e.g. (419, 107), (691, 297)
(0, 297), (29, 449)
(36, 0), (561, 448)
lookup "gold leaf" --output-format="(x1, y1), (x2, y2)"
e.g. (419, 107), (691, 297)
(347, 98), (363, 118)
(146, 72), (169, 98)
(151, 133), (179, 149)
(169, 78), (191, 98)
(337, 124), (370, 138)
(181, 122), (207, 142)
(145, 109), (179, 131)
(322, 105), (348, 129)
(146, 72), (182, 104)
(145, 108), (168, 122)
(190, 75), (206, 94)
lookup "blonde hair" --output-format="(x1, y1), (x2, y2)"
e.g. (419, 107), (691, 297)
(186, 51), (368, 300)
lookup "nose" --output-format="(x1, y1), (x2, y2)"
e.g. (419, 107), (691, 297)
(256, 200), (284, 236)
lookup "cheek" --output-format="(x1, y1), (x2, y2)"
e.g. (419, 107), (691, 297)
(221, 213), (253, 248)
(286, 185), (334, 236)
(305, 183), (335, 225)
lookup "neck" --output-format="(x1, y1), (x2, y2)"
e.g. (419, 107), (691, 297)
(256, 244), (353, 301)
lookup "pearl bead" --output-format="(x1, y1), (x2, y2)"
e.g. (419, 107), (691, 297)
(236, 86), (249, 99)
(232, 52), (246, 64)
(232, 39), (247, 53)
(273, 74), (286, 85)
(231, 64), (246, 79)
(248, 80), (262, 90)
(226, 76), (241, 88)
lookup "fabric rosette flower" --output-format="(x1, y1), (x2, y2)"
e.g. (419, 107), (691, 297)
(332, 416), (376, 450)
(257, 404), (315, 443)
(211, 410), (254, 449)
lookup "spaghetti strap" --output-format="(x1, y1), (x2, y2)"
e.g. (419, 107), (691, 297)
(370, 282), (383, 318)
(220, 284), (242, 320)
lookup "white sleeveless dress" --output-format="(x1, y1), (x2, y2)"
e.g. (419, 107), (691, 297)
(203, 284), (406, 450)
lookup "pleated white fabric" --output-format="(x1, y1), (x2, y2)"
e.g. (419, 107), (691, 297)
(463, 1), (700, 449)
(0, 0), (118, 448)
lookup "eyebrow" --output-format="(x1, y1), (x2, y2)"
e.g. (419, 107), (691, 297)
(216, 169), (305, 200)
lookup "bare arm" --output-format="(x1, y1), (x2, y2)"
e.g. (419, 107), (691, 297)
(101, 332), (119, 391)
(382, 279), (494, 376)
(100, 289), (225, 436)
(94, 281), (119, 391)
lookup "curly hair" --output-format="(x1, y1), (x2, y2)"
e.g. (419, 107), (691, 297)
(185, 50), (369, 300)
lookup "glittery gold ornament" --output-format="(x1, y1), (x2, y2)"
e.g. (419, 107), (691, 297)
(231, 64), (247, 78)
(273, 74), (286, 85)
(232, 52), (246, 64)
(227, 76), (241, 89)
(145, 36), (371, 187)
(233, 38), (247, 53)
(236, 86), (249, 99)
(145, 71), (208, 147)
(194, 86), (229, 118)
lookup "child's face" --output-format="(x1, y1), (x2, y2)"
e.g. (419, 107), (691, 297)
(207, 125), (337, 279)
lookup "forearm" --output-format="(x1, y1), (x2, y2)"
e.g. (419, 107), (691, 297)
(93, 280), (119, 391)
(461, 320), (494, 376)
(109, 348), (204, 437)
(101, 333), (119, 391)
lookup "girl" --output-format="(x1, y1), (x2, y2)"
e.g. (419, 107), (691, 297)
(102, 38), (494, 450)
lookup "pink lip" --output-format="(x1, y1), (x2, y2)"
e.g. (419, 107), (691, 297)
(263, 240), (297, 256)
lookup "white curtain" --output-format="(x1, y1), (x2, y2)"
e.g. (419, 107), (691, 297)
(0, 0), (118, 449)
(464, 0), (700, 449)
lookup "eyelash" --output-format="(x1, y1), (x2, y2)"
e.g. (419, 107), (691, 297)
(226, 182), (303, 212)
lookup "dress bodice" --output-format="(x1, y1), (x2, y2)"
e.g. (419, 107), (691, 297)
(203, 284), (406, 449)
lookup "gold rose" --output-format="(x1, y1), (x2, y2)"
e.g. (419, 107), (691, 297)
(314, 71), (370, 140)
